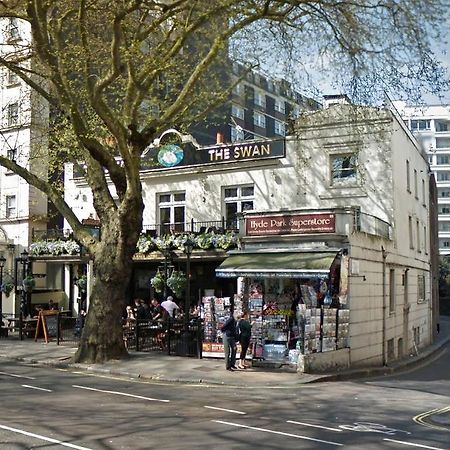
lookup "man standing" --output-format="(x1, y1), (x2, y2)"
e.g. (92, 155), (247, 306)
(221, 312), (238, 371)
(161, 296), (179, 318)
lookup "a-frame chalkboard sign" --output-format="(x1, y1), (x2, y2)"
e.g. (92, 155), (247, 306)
(35, 310), (59, 343)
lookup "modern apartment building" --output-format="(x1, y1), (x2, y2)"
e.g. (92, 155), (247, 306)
(189, 62), (321, 145)
(394, 102), (450, 255)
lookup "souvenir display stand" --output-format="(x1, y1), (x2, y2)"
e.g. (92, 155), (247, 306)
(201, 296), (246, 358)
(201, 274), (350, 365)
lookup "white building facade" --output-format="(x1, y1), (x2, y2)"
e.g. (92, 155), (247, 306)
(65, 103), (437, 371)
(0, 17), (53, 315)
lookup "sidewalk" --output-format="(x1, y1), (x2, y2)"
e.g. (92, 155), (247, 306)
(1, 316), (449, 387)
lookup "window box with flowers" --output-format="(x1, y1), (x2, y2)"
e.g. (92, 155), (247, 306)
(29, 239), (81, 256)
(135, 230), (240, 256)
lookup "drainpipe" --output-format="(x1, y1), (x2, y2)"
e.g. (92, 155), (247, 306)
(381, 246), (387, 366)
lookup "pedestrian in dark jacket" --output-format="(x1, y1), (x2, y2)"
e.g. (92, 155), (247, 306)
(237, 312), (253, 369)
(221, 312), (238, 371)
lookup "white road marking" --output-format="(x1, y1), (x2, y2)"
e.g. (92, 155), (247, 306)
(0, 371), (35, 380)
(287, 420), (343, 432)
(213, 420), (343, 446)
(339, 422), (410, 435)
(22, 384), (52, 392)
(204, 405), (246, 415)
(383, 438), (446, 450)
(72, 384), (170, 402)
(0, 424), (92, 450)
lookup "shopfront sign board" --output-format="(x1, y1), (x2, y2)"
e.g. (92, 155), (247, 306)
(73, 138), (285, 178)
(246, 213), (336, 236)
(141, 138), (286, 171)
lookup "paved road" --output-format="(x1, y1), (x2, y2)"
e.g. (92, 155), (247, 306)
(0, 344), (449, 449)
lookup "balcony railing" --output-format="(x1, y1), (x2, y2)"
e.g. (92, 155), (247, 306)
(353, 210), (392, 240)
(32, 219), (238, 243)
(31, 211), (392, 244)
(142, 218), (238, 236)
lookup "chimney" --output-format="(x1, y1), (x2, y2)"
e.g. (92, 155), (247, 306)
(216, 132), (225, 144)
(323, 94), (351, 109)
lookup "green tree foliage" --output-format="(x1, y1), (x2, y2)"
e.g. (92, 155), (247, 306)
(0, 1), (447, 362)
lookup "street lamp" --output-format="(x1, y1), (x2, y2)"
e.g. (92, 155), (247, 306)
(0, 255), (6, 322)
(18, 250), (30, 340)
(183, 238), (195, 327)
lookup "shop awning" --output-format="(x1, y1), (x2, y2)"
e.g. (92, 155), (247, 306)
(215, 251), (338, 278)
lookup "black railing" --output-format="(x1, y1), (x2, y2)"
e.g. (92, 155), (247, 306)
(123, 318), (202, 357)
(32, 228), (73, 241)
(32, 219), (238, 244)
(142, 218), (238, 236)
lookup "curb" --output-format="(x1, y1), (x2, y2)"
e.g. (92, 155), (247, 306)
(305, 334), (450, 383)
(1, 332), (448, 387)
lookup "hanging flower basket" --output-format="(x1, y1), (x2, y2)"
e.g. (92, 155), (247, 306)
(0, 281), (14, 297)
(150, 270), (165, 293)
(75, 275), (88, 293)
(22, 275), (35, 292)
(166, 270), (187, 298)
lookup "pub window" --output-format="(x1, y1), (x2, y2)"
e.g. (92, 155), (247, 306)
(416, 220), (421, 252)
(5, 195), (16, 218)
(422, 179), (426, 205)
(423, 225), (428, 254)
(406, 160), (411, 192)
(417, 274), (425, 303)
(157, 192), (185, 234)
(6, 147), (18, 174)
(408, 215), (413, 249)
(7, 69), (19, 86)
(7, 147), (17, 162)
(389, 268), (395, 313)
(330, 153), (357, 184)
(223, 185), (254, 229)
(7, 102), (19, 126)
(7, 17), (20, 40)
(414, 169), (418, 199)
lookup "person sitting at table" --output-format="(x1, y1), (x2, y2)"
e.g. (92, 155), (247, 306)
(150, 298), (164, 321)
(33, 305), (44, 318)
(134, 298), (146, 320)
(48, 299), (57, 310)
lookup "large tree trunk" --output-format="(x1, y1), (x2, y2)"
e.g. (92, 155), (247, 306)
(73, 251), (131, 363)
(73, 196), (143, 364)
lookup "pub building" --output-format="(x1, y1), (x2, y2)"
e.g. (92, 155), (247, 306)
(64, 103), (437, 372)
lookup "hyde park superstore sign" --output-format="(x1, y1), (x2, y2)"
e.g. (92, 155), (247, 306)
(141, 138), (285, 170)
(246, 213), (336, 236)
